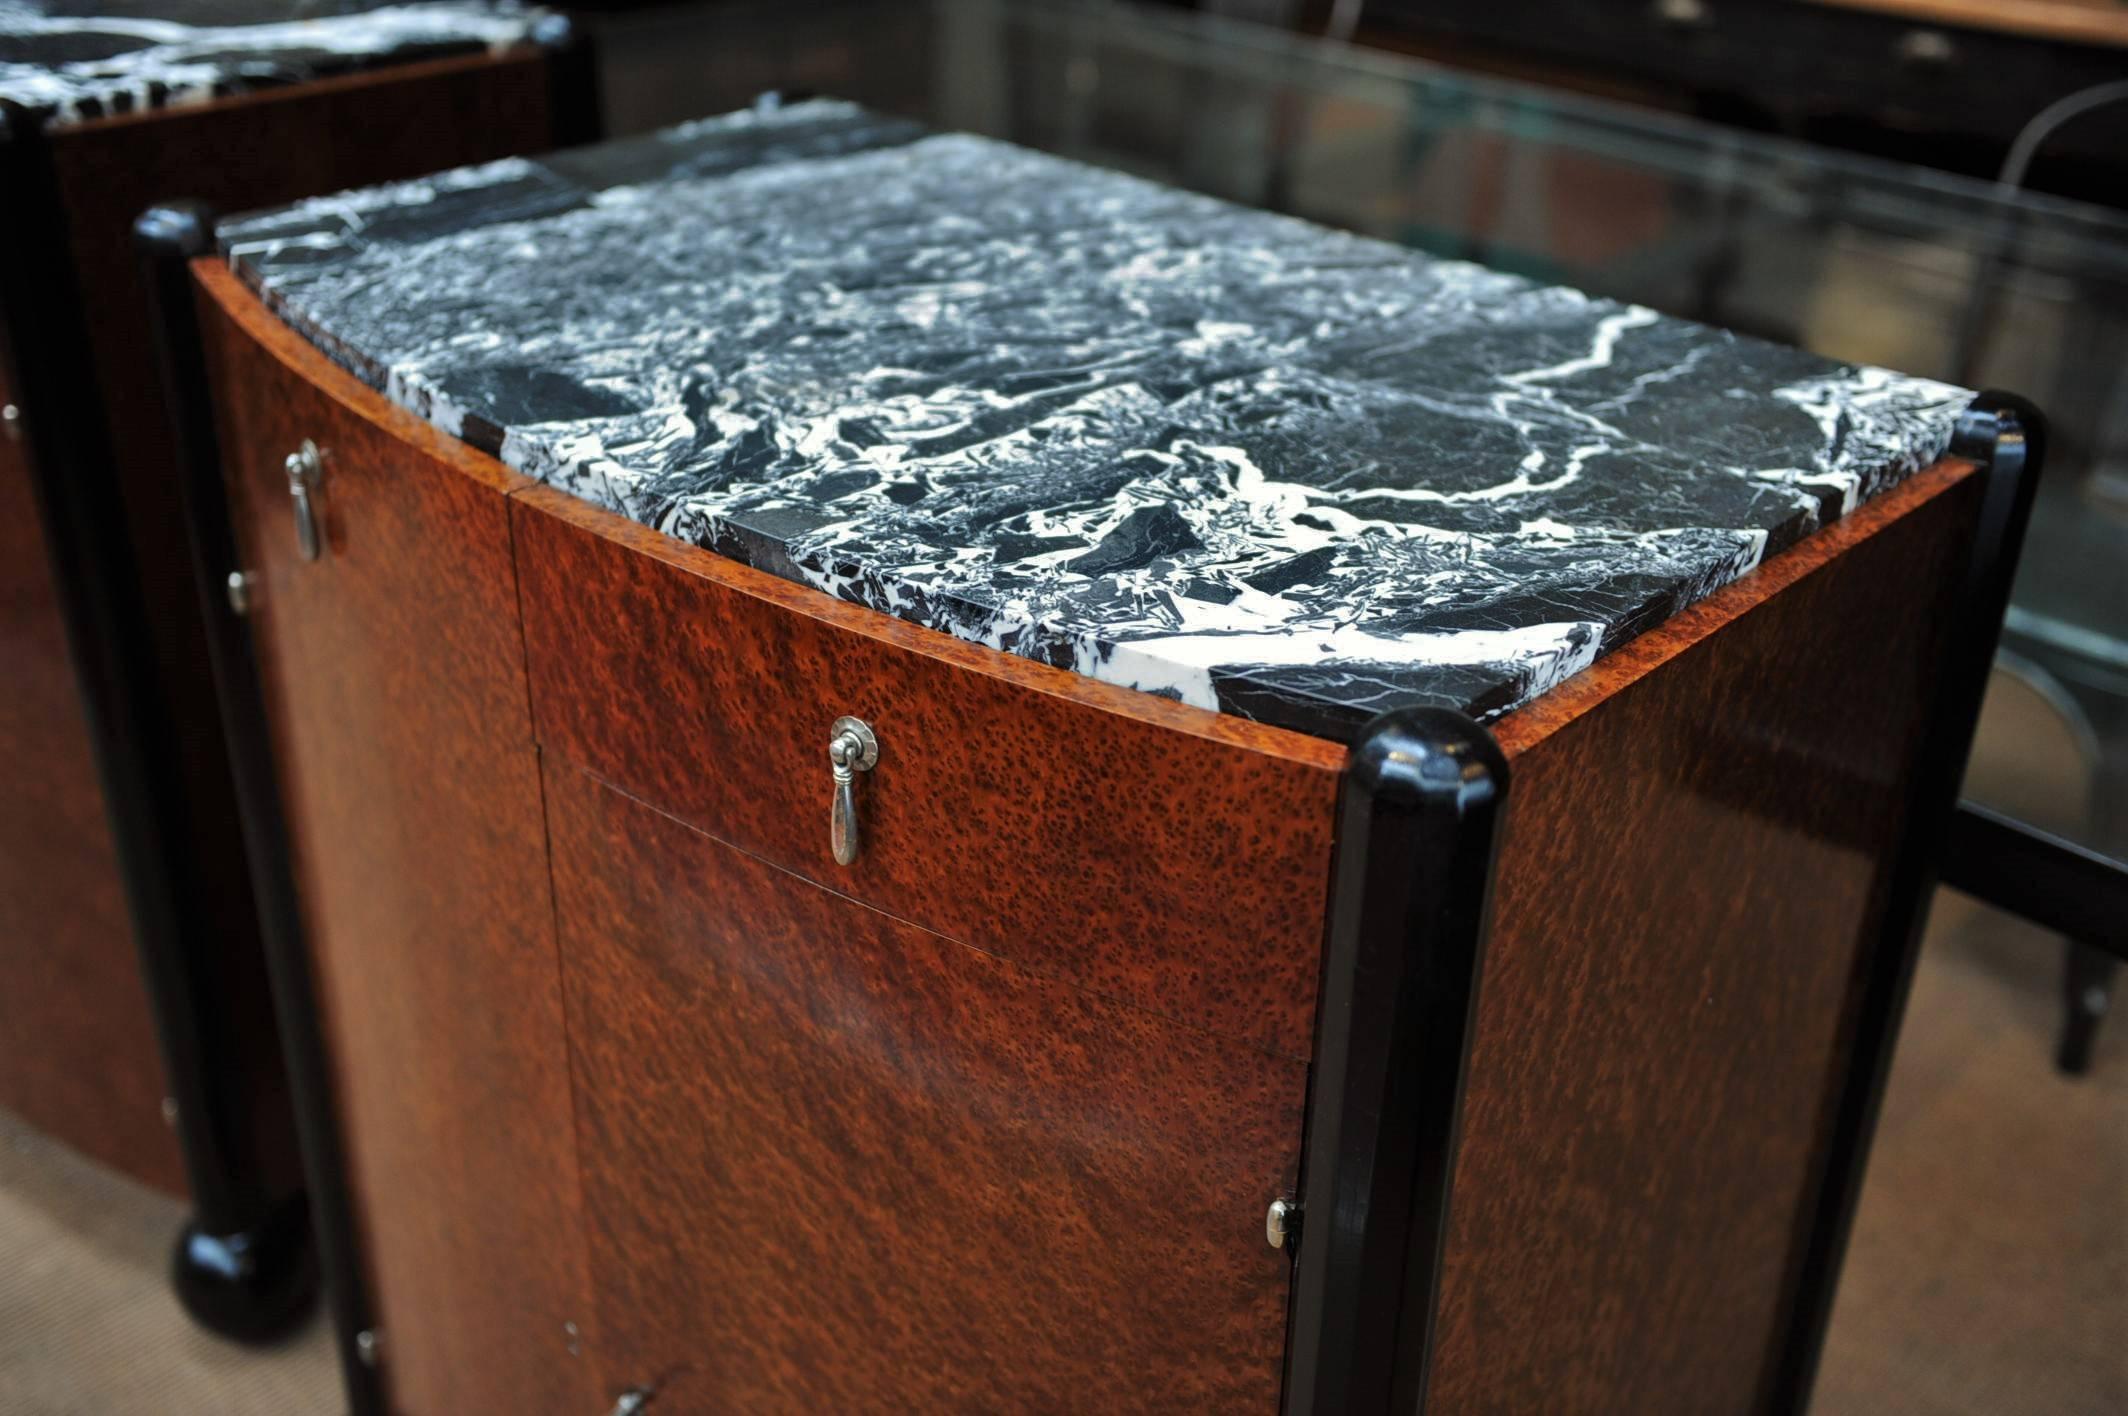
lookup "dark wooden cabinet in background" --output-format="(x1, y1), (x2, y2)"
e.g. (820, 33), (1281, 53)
(0, 21), (592, 1334)
(168, 248), (2031, 1414)
(0, 325), (168, 1184)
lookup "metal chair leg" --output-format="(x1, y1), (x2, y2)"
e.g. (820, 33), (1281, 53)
(2057, 938), (2117, 1076)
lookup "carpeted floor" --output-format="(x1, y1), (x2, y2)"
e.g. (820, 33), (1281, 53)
(2, 907), (2121, 1414)
(1815, 892), (2128, 1416)
(0, 1115), (336, 1416)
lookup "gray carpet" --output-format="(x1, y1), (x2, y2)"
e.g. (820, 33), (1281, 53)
(1815, 892), (2128, 1416)
(3, 891), (2119, 1414)
(0, 1114), (336, 1416)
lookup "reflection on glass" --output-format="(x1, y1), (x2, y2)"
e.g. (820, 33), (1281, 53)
(600, 0), (2128, 863)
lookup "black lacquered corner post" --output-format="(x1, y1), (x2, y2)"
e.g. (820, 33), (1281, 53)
(136, 202), (384, 1416)
(1769, 391), (2048, 1413)
(1283, 708), (1509, 1416)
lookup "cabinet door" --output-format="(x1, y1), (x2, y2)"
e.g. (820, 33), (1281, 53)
(200, 278), (596, 1416)
(546, 763), (1306, 1413)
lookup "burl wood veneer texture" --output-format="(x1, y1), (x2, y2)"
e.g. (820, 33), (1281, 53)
(198, 268), (597, 1416)
(512, 486), (1344, 1061)
(547, 762), (1305, 1413)
(1431, 462), (1984, 1414)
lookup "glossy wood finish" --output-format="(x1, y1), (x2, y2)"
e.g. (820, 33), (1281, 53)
(547, 762), (1306, 1413)
(0, 330), (181, 1187)
(1429, 461), (1984, 1414)
(513, 488), (1343, 1060)
(196, 265), (595, 1416)
(0, 46), (567, 1196)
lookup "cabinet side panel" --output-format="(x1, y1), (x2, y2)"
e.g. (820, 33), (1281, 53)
(1430, 472), (1982, 1413)
(198, 283), (595, 1416)
(547, 762), (1304, 1414)
(0, 332), (178, 1187)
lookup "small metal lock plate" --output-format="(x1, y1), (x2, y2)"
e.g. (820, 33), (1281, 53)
(827, 716), (879, 866)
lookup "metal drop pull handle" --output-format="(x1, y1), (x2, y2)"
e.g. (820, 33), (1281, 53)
(827, 716), (879, 866)
(285, 439), (324, 562)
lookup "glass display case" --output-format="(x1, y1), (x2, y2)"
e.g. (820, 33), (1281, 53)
(602, 0), (2128, 874)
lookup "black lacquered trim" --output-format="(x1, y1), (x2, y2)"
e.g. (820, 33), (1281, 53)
(1767, 390), (2049, 1412)
(1283, 708), (1508, 1416)
(137, 202), (384, 1415)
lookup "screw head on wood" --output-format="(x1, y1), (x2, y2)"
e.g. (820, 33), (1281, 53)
(1266, 1197), (1298, 1250)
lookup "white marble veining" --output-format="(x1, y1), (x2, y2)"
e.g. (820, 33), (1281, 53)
(0, 1), (555, 128)
(220, 100), (1973, 741)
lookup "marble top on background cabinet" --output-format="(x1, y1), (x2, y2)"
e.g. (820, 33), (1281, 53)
(0, 1), (558, 128)
(218, 99), (1971, 743)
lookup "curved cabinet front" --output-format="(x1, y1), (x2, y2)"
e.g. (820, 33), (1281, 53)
(510, 490), (1339, 1409)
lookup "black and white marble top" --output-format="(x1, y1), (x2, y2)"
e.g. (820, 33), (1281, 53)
(0, 1), (558, 129)
(220, 99), (1972, 743)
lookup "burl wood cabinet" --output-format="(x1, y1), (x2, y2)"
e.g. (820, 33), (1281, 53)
(0, 1), (591, 1334)
(158, 104), (2036, 1414)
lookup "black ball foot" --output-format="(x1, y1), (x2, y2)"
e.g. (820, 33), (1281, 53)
(171, 1194), (319, 1343)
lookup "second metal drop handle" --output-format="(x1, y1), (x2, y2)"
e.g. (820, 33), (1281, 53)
(286, 439), (323, 562)
(827, 716), (879, 866)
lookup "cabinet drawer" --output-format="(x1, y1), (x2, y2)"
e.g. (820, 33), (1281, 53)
(512, 487), (1343, 1059)
(547, 763), (1304, 1411)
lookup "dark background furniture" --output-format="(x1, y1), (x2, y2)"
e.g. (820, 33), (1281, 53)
(1307, 0), (2128, 207)
(0, 8), (596, 1338)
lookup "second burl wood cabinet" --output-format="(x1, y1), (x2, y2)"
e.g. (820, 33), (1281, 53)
(169, 102), (2033, 1415)
(0, 3), (587, 1228)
